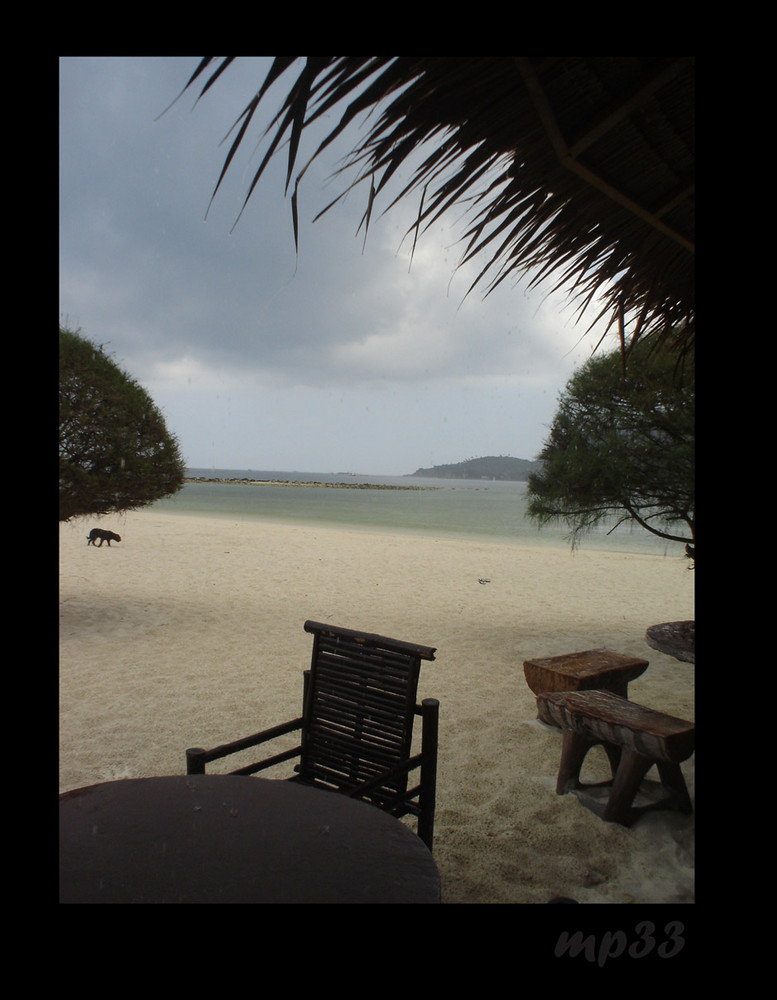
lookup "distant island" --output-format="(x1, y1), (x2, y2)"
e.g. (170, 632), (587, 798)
(409, 455), (542, 481)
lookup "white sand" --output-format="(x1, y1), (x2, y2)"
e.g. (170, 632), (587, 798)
(60, 509), (695, 904)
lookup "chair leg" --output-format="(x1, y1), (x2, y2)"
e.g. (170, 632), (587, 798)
(186, 747), (207, 775)
(417, 699), (439, 851)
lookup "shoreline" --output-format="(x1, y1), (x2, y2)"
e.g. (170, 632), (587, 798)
(60, 510), (694, 903)
(151, 501), (682, 558)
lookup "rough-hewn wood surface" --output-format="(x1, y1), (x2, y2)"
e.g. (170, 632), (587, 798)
(523, 649), (649, 697)
(537, 689), (695, 763)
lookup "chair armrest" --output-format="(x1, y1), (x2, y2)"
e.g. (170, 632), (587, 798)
(186, 716), (304, 774)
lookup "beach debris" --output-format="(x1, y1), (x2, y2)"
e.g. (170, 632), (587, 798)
(478, 578), (491, 584)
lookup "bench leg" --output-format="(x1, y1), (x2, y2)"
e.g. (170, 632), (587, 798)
(554, 732), (693, 827)
(556, 731), (620, 793)
(656, 761), (693, 814)
(556, 731), (592, 793)
(604, 748), (655, 825)
(603, 752), (693, 826)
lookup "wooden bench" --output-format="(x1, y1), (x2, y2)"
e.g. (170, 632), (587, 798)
(536, 689), (695, 827)
(523, 649), (649, 698)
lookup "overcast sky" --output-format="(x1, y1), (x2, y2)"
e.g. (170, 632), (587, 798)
(59, 56), (606, 476)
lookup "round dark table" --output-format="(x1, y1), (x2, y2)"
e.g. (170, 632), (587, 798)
(60, 775), (441, 904)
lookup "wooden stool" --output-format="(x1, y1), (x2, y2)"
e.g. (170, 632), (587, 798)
(537, 689), (695, 827)
(524, 649), (649, 698)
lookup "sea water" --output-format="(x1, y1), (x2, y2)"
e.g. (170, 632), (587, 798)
(149, 468), (686, 557)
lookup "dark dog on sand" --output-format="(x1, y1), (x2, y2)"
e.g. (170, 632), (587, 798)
(87, 528), (122, 547)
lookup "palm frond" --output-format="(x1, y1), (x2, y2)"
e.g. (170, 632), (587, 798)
(183, 56), (694, 350)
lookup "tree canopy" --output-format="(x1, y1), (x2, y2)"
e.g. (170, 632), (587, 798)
(526, 341), (694, 556)
(59, 327), (185, 522)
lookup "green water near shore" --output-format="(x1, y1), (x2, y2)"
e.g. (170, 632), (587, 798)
(149, 468), (686, 557)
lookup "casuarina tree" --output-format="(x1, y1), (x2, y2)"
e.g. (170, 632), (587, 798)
(526, 340), (694, 558)
(59, 326), (185, 522)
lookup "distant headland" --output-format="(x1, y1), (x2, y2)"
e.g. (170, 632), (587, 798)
(408, 455), (542, 481)
(184, 456), (543, 486)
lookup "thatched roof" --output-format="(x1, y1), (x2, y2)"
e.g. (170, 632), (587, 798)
(184, 57), (694, 352)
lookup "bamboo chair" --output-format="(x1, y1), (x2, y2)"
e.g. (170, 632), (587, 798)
(186, 620), (440, 850)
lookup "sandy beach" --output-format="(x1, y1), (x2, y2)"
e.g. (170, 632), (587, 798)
(60, 509), (695, 904)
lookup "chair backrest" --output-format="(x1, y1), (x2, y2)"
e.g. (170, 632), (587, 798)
(299, 620), (436, 806)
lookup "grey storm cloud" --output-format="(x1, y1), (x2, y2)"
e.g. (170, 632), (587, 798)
(60, 56), (602, 473)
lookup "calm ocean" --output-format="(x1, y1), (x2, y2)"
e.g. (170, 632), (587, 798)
(149, 468), (684, 556)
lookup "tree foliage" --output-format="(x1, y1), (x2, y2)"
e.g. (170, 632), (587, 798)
(59, 326), (185, 522)
(526, 341), (694, 556)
